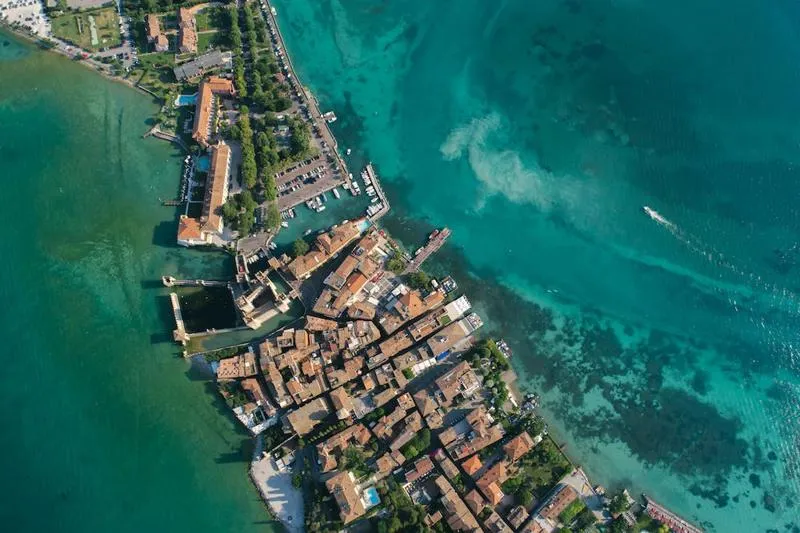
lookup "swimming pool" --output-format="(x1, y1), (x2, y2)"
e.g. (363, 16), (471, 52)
(196, 155), (210, 172)
(362, 486), (380, 508)
(174, 93), (198, 106)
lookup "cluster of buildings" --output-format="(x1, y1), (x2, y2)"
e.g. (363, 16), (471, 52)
(176, 76), (236, 247)
(208, 219), (605, 532)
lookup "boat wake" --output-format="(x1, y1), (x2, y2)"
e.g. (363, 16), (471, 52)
(641, 205), (800, 316)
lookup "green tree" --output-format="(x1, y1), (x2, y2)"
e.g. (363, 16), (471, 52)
(265, 202), (281, 230)
(609, 490), (631, 515)
(519, 489), (534, 507)
(292, 238), (310, 257)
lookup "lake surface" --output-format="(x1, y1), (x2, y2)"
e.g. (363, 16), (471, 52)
(0, 32), (278, 532)
(272, 0), (800, 530)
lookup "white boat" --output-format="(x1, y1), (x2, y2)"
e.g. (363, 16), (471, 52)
(280, 221), (289, 228)
(304, 229), (312, 236)
(332, 188), (341, 199)
(371, 197), (379, 203)
(316, 205), (326, 212)
(346, 148), (351, 155)
(322, 192), (328, 202)
(643, 205), (670, 225)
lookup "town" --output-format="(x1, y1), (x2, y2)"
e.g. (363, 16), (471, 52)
(2, 1), (704, 532)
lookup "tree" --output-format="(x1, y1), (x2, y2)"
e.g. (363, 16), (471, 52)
(292, 238), (310, 257)
(406, 270), (431, 291)
(609, 490), (631, 515)
(519, 489), (534, 507)
(265, 202), (281, 230)
(221, 199), (239, 222)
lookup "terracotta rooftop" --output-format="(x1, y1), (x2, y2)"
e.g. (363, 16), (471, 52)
(462, 455), (483, 477)
(504, 431), (536, 463)
(284, 397), (331, 436)
(325, 471), (366, 524)
(177, 7), (197, 53)
(192, 77), (235, 148)
(216, 352), (257, 380)
(201, 142), (231, 234)
(539, 484), (579, 522)
(177, 214), (203, 244)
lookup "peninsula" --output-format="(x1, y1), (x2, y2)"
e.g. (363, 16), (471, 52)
(2, 1), (703, 533)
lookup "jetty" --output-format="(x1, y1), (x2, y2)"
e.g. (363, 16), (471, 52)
(644, 496), (704, 533)
(162, 276), (229, 288)
(402, 227), (451, 274)
(364, 162), (390, 221)
(143, 125), (191, 153)
(170, 292), (189, 344)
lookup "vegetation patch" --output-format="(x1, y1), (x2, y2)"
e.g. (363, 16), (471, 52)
(51, 7), (121, 51)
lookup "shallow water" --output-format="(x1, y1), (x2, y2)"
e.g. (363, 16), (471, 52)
(0, 33), (278, 532)
(273, 0), (800, 529)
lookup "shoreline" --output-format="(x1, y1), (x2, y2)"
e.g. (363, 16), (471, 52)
(2, 10), (707, 533)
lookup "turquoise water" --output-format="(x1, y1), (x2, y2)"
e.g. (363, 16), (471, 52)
(197, 154), (210, 172)
(175, 93), (198, 106)
(364, 486), (380, 508)
(0, 33), (278, 532)
(273, 0), (800, 530)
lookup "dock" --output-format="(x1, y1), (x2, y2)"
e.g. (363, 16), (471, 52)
(170, 292), (189, 345)
(143, 125), (190, 153)
(402, 227), (451, 274)
(644, 496), (704, 533)
(162, 276), (230, 288)
(364, 163), (390, 221)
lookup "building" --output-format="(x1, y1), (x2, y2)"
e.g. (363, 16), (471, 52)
(283, 397), (331, 436)
(176, 215), (205, 247)
(484, 512), (513, 533)
(538, 485), (579, 523)
(435, 476), (482, 532)
(201, 142), (231, 237)
(325, 471), (367, 524)
(216, 352), (257, 380)
(192, 76), (236, 148)
(177, 7), (197, 54)
(405, 455), (435, 483)
(427, 313), (483, 359)
(463, 489), (486, 515)
(434, 361), (481, 406)
(476, 461), (509, 506)
(317, 424), (371, 472)
(286, 221), (363, 280)
(146, 14), (168, 52)
(507, 506), (530, 530)
(173, 50), (232, 81)
(461, 455), (483, 478)
(444, 407), (505, 460)
(503, 431), (537, 463)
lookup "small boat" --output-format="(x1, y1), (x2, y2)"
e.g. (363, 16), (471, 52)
(371, 197), (379, 204)
(322, 192), (328, 202)
(280, 221), (289, 228)
(317, 205), (326, 212)
(332, 188), (341, 199)
(346, 148), (352, 155)
(304, 229), (312, 236)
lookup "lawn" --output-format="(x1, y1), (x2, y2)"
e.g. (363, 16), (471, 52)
(194, 6), (227, 31)
(51, 7), (121, 51)
(197, 31), (222, 53)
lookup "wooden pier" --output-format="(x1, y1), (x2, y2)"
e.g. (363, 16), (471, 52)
(644, 496), (704, 533)
(402, 228), (451, 274)
(170, 292), (189, 345)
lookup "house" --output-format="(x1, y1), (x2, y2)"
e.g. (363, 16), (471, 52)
(316, 424), (371, 472)
(461, 455), (483, 478)
(434, 361), (481, 406)
(177, 7), (197, 53)
(435, 476), (482, 532)
(476, 461), (509, 506)
(325, 471), (367, 524)
(405, 455), (435, 483)
(484, 512), (513, 533)
(538, 485), (579, 523)
(463, 489), (487, 515)
(146, 14), (168, 52)
(176, 214), (205, 246)
(504, 432), (537, 463)
(507, 506), (530, 529)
